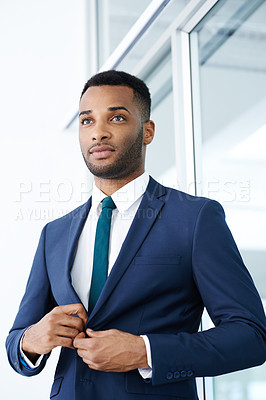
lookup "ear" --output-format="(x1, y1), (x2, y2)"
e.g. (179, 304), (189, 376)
(143, 120), (155, 145)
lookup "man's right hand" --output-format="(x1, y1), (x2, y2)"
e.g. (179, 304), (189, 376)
(22, 303), (88, 363)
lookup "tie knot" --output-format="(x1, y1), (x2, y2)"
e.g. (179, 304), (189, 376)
(101, 196), (116, 210)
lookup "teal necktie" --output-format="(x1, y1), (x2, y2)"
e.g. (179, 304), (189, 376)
(88, 196), (116, 313)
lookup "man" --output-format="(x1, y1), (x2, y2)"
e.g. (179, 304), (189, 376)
(6, 70), (266, 400)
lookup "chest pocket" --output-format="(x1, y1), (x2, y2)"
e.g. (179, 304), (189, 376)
(131, 255), (187, 294)
(134, 256), (181, 266)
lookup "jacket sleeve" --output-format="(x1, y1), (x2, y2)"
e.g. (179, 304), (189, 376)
(6, 224), (55, 377)
(147, 200), (266, 385)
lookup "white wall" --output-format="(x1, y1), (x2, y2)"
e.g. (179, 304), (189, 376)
(0, 1), (91, 398)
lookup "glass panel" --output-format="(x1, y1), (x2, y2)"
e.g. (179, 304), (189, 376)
(145, 49), (177, 185)
(192, 0), (266, 398)
(97, 0), (152, 67)
(118, 0), (190, 71)
(108, 1), (192, 187)
(97, 1), (184, 187)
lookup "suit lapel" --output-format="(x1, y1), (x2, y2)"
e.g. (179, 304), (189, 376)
(63, 198), (92, 306)
(88, 177), (166, 322)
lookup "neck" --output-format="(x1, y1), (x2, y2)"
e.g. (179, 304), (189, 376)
(94, 169), (145, 196)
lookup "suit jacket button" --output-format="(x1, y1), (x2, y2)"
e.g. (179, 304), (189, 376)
(174, 371), (180, 379)
(187, 370), (193, 377)
(166, 372), (173, 380)
(180, 370), (187, 378)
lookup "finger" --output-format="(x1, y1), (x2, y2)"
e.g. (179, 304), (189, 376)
(73, 338), (89, 350)
(54, 336), (75, 350)
(86, 330), (97, 338)
(51, 308), (87, 332)
(77, 348), (87, 359)
(47, 312), (84, 333)
(76, 350), (97, 369)
(59, 304), (88, 327)
(76, 331), (86, 339)
(62, 315), (86, 332)
(54, 326), (80, 339)
(74, 331), (86, 344)
(86, 329), (115, 337)
(73, 333), (87, 349)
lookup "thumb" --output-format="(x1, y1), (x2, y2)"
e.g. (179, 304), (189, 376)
(73, 331), (86, 348)
(86, 329), (114, 337)
(86, 329), (101, 337)
(76, 331), (86, 339)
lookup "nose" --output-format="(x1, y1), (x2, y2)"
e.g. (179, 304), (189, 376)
(92, 121), (112, 142)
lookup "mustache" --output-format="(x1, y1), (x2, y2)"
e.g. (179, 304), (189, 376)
(88, 142), (117, 152)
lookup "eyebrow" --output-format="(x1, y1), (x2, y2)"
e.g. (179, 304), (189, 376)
(79, 106), (130, 117)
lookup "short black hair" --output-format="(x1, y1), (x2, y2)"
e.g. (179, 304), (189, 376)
(80, 70), (151, 122)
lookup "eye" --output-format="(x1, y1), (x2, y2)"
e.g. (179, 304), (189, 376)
(80, 117), (93, 125)
(112, 115), (126, 122)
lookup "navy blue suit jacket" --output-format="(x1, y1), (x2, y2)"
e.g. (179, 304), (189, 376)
(6, 177), (266, 399)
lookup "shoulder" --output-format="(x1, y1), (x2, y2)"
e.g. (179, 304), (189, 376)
(167, 190), (225, 227)
(44, 199), (91, 232)
(148, 176), (223, 214)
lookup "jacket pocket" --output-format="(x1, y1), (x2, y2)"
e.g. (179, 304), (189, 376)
(50, 377), (63, 398)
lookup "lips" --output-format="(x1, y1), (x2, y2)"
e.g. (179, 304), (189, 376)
(89, 145), (115, 159)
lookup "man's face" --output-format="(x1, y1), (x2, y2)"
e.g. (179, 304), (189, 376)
(79, 85), (149, 180)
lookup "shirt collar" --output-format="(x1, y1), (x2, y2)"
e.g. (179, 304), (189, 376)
(91, 172), (150, 214)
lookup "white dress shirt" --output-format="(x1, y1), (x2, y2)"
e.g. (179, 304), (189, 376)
(72, 172), (149, 308)
(21, 172), (152, 378)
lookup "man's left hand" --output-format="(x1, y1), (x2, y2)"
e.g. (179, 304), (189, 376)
(73, 329), (148, 372)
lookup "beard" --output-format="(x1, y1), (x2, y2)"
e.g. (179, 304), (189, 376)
(82, 127), (144, 180)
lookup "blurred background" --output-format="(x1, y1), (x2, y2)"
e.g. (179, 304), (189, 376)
(1, 1), (265, 399)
